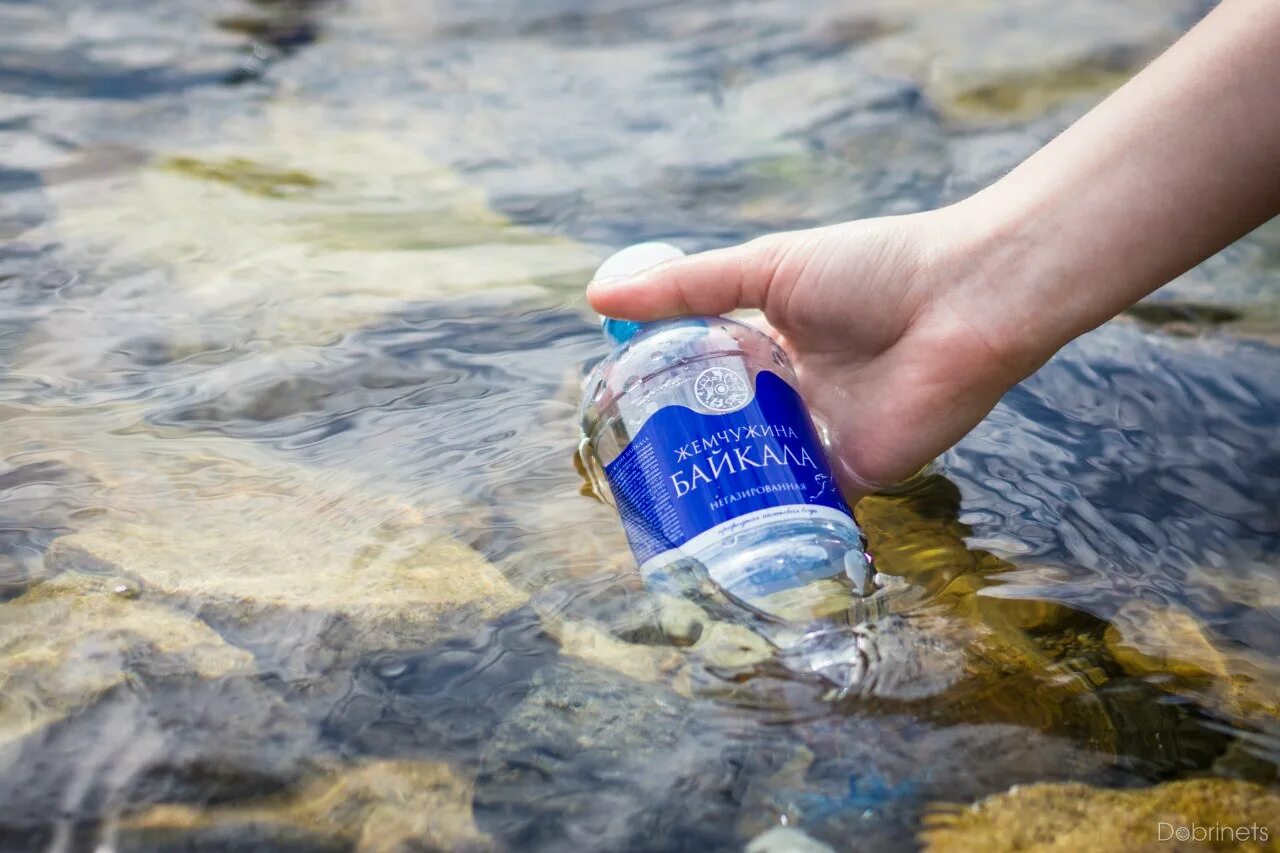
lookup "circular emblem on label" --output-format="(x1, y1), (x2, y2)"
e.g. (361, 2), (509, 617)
(693, 367), (749, 412)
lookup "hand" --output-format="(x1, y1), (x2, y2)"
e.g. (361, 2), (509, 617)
(586, 208), (1047, 499)
(590, 0), (1280, 500)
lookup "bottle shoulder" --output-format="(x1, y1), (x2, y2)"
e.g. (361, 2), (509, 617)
(579, 315), (795, 439)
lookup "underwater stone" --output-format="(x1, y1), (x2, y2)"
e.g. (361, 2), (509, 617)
(1105, 599), (1230, 682)
(318, 607), (560, 765)
(118, 760), (495, 853)
(0, 571), (255, 745)
(919, 778), (1280, 852)
(856, 480), (978, 597)
(0, 674), (319, 835)
(39, 104), (599, 354)
(475, 661), (807, 852)
(543, 617), (689, 691)
(896, 0), (1204, 125)
(1104, 599), (1280, 722)
(45, 495), (527, 679)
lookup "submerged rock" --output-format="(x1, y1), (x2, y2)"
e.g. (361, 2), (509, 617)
(920, 778), (1280, 852)
(474, 658), (1116, 852)
(46, 504), (525, 679)
(0, 674), (318, 836)
(29, 412), (528, 680)
(543, 617), (689, 690)
(1106, 600), (1230, 682)
(475, 662), (807, 852)
(119, 760), (494, 853)
(0, 460), (104, 597)
(0, 571), (254, 745)
(38, 102), (599, 359)
(1104, 599), (1280, 722)
(856, 477), (978, 597)
(318, 607), (560, 765)
(886, 0), (1203, 125)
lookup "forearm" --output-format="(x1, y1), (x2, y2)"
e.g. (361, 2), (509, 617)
(943, 0), (1280, 363)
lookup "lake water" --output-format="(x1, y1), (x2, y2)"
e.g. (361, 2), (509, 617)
(1, 0), (1278, 850)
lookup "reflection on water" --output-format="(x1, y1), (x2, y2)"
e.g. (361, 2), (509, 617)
(1, 0), (1278, 849)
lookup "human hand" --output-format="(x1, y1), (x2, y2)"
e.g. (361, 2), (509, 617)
(586, 208), (1048, 499)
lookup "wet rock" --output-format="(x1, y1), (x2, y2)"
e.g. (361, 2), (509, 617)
(652, 594), (709, 646)
(919, 778), (1280, 852)
(119, 760), (494, 853)
(689, 621), (777, 672)
(965, 560), (1092, 636)
(475, 662), (806, 852)
(861, 475), (1088, 642)
(895, 0), (1204, 125)
(39, 102), (599, 358)
(545, 617), (688, 690)
(751, 714), (1118, 851)
(1106, 600), (1229, 683)
(0, 460), (104, 598)
(0, 571), (254, 745)
(1188, 562), (1280, 612)
(856, 476), (977, 597)
(814, 614), (967, 703)
(45, 489), (526, 679)
(1104, 599), (1280, 721)
(160, 155), (325, 199)
(320, 607), (559, 765)
(0, 674), (318, 835)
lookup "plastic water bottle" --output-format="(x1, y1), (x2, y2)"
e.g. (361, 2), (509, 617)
(578, 243), (878, 630)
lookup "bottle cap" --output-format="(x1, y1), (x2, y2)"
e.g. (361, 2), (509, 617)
(594, 241), (686, 345)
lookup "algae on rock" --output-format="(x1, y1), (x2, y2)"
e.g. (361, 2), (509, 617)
(34, 101), (599, 361)
(921, 778), (1280, 852)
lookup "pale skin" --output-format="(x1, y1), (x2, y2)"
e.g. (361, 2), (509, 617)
(587, 0), (1280, 499)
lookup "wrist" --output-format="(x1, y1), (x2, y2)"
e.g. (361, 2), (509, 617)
(913, 197), (1068, 387)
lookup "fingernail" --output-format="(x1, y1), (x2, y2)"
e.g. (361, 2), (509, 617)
(588, 274), (631, 287)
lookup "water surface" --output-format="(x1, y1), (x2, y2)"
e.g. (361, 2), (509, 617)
(1, 0), (1278, 850)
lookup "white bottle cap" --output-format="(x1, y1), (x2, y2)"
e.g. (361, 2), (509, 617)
(594, 241), (686, 281)
(595, 242), (686, 345)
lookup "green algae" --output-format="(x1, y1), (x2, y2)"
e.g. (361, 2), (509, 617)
(940, 62), (1137, 124)
(922, 778), (1280, 852)
(160, 155), (326, 199)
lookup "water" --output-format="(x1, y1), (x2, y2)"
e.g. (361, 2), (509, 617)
(1, 0), (1278, 850)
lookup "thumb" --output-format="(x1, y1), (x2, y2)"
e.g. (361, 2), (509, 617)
(586, 238), (783, 321)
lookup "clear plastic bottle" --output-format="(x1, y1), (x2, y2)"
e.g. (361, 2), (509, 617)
(578, 243), (878, 629)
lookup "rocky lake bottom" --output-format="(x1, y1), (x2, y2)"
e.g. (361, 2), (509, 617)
(0, 0), (1278, 850)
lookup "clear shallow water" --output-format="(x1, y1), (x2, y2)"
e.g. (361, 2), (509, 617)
(1, 0), (1278, 850)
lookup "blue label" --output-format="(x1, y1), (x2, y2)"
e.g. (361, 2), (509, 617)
(604, 369), (853, 567)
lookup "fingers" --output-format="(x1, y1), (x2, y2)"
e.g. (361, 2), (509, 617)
(586, 238), (783, 321)
(737, 312), (792, 355)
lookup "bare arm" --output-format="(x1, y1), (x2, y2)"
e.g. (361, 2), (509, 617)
(942, 0), (1280, 361)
